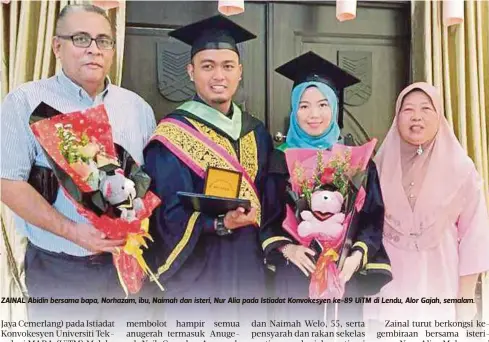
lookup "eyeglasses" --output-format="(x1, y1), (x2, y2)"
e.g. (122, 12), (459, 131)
(57, 33), (115, 50)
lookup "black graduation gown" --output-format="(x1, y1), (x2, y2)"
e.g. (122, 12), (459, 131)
(143, 104), (273, 321)
(260, 147), (392, 321)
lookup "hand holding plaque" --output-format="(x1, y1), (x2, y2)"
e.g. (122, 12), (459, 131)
(223, 206), (257, 230)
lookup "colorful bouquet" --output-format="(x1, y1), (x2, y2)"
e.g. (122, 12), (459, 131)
(30, 103), (163, 295)
(283, 140), (377, 299)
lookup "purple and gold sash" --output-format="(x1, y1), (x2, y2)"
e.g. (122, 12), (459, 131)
(150, 117), (261, 225)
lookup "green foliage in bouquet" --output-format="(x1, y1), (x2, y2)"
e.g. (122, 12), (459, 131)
(328, 150), (352, 198)
(293, 150), (360, 208)
(56, 123), (91, 164)
(55, 123), (105, 190)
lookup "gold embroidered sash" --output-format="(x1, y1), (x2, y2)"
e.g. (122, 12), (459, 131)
(152, 118), (261, 225)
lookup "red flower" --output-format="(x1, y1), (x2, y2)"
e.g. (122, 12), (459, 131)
(320, 167), (335, 184)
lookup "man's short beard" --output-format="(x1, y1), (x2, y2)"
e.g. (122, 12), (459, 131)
(210, 97), (228, 105)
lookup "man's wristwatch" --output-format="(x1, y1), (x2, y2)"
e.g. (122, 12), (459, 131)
(215, 215), (232, 236)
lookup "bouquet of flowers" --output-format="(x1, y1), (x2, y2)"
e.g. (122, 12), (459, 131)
(30, 103), (163, 295)
(283, 139), (377, 299)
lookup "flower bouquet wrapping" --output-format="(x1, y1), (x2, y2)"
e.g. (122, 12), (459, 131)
(283, 139), (377, 299)
(29, 102), (163, 295)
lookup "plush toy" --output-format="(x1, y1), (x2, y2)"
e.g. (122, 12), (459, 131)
(99, 170), (144, 222)
(298, 190), (345, 240)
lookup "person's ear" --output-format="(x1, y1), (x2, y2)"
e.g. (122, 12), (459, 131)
(187, 63), (194, 82)
(52, 36), (62, 59)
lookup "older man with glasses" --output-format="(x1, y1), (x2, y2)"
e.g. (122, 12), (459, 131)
(1, 4), (156, 320)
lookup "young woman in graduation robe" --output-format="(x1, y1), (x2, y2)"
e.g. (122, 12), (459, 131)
(260, 52), (392, 321)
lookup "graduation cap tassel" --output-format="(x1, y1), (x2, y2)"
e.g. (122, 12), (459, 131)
(336, 0), (357, 22)
(218, 0), (245, 16)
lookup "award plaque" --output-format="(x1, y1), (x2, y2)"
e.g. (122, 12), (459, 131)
(177, 167), (250, 216)
(204, 167), (242, 198)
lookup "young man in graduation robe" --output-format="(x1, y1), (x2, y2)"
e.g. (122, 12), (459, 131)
(143, 15), (273, 320)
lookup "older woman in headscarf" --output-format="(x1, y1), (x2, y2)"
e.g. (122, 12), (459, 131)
(260, 51), (392, 321)
(368, 82), (489, 321)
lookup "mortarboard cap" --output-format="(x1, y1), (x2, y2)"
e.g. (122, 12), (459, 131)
(275, 51), (361, 128)
(169, 15), (256, 59)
